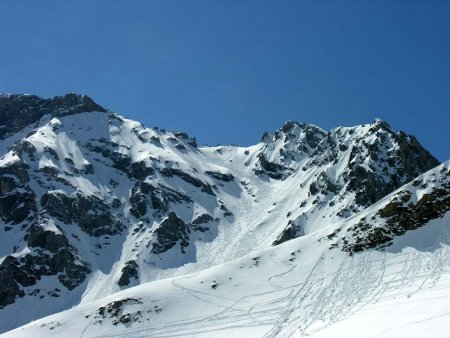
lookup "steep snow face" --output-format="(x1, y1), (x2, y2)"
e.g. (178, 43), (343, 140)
(0, 94), (441, 333)
(4, 162), (450, 338)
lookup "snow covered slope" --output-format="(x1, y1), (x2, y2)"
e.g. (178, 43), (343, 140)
(0, 93), (445, 335)
(3, 161), (450, 338)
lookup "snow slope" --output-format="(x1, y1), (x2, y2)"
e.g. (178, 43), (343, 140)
(0, 94), (446, 336)
(3, 162), (450, 337)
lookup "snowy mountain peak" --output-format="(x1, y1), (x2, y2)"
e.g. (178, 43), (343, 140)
(0, 93), (106, 140)
(0, 93), (446, 336)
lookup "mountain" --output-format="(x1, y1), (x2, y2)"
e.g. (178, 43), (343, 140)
(4, 161), (450, 338)
(0, 93), (447, 337)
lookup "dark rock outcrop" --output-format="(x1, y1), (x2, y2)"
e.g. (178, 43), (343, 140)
(342, 120), (439, 208)
(341, 169), (450, 253)
(128, 161), (155, 181)
(174, 132), (197, 148)
(40, 191), (124, 237)
(0, 256), (26, 308)
(0, 160), (30, 184)
(118, 261), (139, 287)
(0, 188), (36, 225)
(160, 168), (215, 195)
(150, 212), (190, 254)
(129, 181), (192, 219)
(273, 220), (305, 246)
(0, 93), (106, 139)
(190, 213), (214, 232)
(205, 171), (235, 182)
(255, 153), (286, 180)
(0, 225), (90, 307)
(346, 165), (393, 206)
(0, 160), (36, 225)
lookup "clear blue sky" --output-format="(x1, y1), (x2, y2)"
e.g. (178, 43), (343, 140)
(1, 0), (449, 160)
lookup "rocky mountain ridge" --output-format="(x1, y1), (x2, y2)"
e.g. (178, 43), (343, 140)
(0, 93), (444, 334)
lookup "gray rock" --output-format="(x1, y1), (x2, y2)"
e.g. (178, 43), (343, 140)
(0, 93), (106, 140)
(118, 261), (139, 287)
(40, 191), (124, 237)
(150, 212), (190, 254)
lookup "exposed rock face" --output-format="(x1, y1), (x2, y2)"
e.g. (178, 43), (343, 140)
(118, 261), (139, 287)
(0, 256), (27, 308)
(260, 120), (438, 202)
(160, 168), (215, 196)
(26, 225), (91, 289)
(191, 213), (215, 232)
(147, 211), (218, 259)
(174, 131), (197, 148)
(0, 224), (90, 307)
(129, 182), (192, 219)
(94, 298), (148, 326)
(343, 122), (439, 208)
(129, 183), (152, 219)
(256, 121), (326, 180)
(191, 213), (214, 225)
(128, 161), (155, 181)
(339, 167), (450, 253)
(40, 191), (124, 237)
(0, 93), (106, 139)
(0, 159), (36, 226)
(205, 171), (235, 182)
(255, 153), (287, 179)
(150, 212), (191, 254)
(0, 188), (36, 225)
(83, 140), (133, 174)
(273, 220), (305, 246)
(262, 119), (440, 244)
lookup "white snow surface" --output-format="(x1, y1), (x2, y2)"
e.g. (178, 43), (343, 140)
(0, 110), (449, 337)
(4, 211), (450, 338)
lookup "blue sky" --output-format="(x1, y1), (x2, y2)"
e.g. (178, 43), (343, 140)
(1, 0), (449, 160)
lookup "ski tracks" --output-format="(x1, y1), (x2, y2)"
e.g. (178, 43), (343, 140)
(265, 242), (450, 337)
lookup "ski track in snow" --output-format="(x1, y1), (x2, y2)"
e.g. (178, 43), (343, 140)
(3, 220), (450, 338)
(98, 244), (450, 338)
